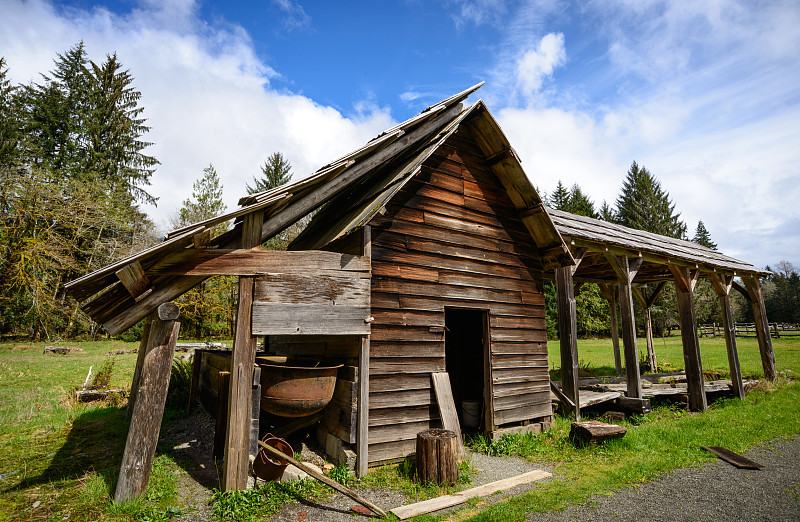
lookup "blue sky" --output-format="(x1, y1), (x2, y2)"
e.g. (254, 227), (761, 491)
(2, 0), (799, 269)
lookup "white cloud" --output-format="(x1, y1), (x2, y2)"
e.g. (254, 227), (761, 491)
(271, 0), (311, 31)
(485, 0), (800, 268)
(0, 0), (393, 232)
(515, 32), (565, 101)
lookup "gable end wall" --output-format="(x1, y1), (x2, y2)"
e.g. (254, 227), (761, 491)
(367, 130), (551, 464)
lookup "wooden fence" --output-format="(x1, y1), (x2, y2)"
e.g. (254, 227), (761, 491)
(698, 323), (799, 339)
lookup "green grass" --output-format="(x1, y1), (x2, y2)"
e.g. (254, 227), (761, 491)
(547, 333), (800, 379)
(0, 336), (798, 521)
(452, 379), (800, 521)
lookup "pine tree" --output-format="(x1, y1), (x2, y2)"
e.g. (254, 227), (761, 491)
(0, 57), (20, 167)
(178, 164), (227, 228)
(247, 152), (292, 194)
(692, 221), (717, 250)
(549, 180), (570, 210)
(599, 200), (616, 222)
(615, 161), (686, 239)
(85, 53), (158, 205)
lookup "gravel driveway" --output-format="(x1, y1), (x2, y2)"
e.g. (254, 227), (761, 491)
(529, 435), (800, 522)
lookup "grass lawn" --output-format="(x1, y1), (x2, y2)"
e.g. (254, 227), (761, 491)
(547, 332), (800, 379)
(0, 334), (797, 521)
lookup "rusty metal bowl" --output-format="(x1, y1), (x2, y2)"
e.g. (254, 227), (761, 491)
(256, 358), (342, 418)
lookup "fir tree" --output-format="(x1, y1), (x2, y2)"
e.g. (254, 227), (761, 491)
(692, 221), (717, 250)
(247, 152), (292, 194)
(549, 180), (570, 210)
(615, 161), (686, 239)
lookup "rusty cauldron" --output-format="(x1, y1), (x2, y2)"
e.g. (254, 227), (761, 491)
(256, 357), (342, 418)
(252, 434), (293, 481)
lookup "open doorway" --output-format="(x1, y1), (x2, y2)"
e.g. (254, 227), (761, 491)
(445, 308), (488, 432)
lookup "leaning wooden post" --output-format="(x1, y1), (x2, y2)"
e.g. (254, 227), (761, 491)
(599, 284), (622, 376)
(669, 265), (707, 411)
(555, 265), (580, 420)
(742, 276), (777, 381)
(708, 274), (745, 400)
(357, 225), (371, 478)
(223, 210), (264, 490)
(605, 254), (643, 399)
(115, 303), (180, 502)
(126, 316), (153, 422)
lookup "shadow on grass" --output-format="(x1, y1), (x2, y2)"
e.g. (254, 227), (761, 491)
(2, 405), (127, 495)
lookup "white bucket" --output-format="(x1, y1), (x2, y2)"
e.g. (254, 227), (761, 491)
(462, 400), (481, 428)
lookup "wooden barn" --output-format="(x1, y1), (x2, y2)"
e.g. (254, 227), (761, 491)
(65, 82), (775, 498)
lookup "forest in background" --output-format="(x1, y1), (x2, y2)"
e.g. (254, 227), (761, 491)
(1, 44), (797, 342)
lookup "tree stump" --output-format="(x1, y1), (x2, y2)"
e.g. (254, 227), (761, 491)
(416, 428), (458, 486)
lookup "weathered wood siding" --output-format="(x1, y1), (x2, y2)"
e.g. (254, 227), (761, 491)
(368, 129), (550, 464)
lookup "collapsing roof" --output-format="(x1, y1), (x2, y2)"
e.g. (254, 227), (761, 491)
(65, 82), (767, 335)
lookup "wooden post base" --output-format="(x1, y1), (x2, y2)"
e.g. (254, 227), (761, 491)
(415, 429), (458, 486)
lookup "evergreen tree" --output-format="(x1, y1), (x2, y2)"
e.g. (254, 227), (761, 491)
(178, 164), (227, 227)
(692, 221), (717, 250)
(175, 165), (232, 338)
(599, 200), (616, 222)
(247, 152), (292, 194)
(615, 161), (686, 239)
(85, 53), (158, 205)
(549, 180), (570, 210)
(0, 58), (20, 167)
(549, 181), (598, 218)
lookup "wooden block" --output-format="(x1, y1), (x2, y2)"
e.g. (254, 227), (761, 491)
(569, 420), (627, 446)
(615, 396), (651, 415)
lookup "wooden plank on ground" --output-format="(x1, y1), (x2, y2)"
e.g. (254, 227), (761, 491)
(701, 446), (764, 469)
(389, 469), (552, 520)
(430, 372), (465, 461)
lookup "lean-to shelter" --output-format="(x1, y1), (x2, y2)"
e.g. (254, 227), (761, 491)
(65, 82), (775, 495)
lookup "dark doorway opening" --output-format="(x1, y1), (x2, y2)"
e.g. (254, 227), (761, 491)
(445, 308), (487, 432)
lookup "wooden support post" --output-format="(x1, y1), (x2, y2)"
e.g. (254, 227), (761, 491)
(742, 276), (777, 380)
(223, 210), (263, 491)
(126, 317), (152, 422)
(708, 274), (745, 400)
(669, 265), (707, 411)
(357, 225), (371, 478)
(599, 284), (622, 377)
(482, 309), (496, 433)
(605, 254), (643, 399)
(555, 265), (580, 420)
(633, 282), (664, 373)
(115, 303), (180, 503)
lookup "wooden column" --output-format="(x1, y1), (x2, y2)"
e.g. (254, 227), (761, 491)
(708, 274), (745, 400)
(115, 303), (180, 502)
(742, 276), (777, 381)
(223, 210), (263, 490)
(669, 265), (706, 411)
(605, 254), (643, 399)
(599, 284), (622, 377)
(555, 265), (580, 420)
(633, 282), (665, 373)
(357, 225), (371, 478)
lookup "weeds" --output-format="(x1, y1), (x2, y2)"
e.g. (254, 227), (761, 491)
(210, 479), (318, 521)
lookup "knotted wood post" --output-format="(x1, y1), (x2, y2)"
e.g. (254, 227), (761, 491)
(126, 317), (152, 422)
(742, 276), (777, 381)
(605, 253), (643, 399)
(223, 209), (264, 490)
(115, 302), (180, 503)
(669, 265), (707, 411)
(708, 274), (745, 400)
(416, 429), (458, 486)
(555, 265), (580, 420)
